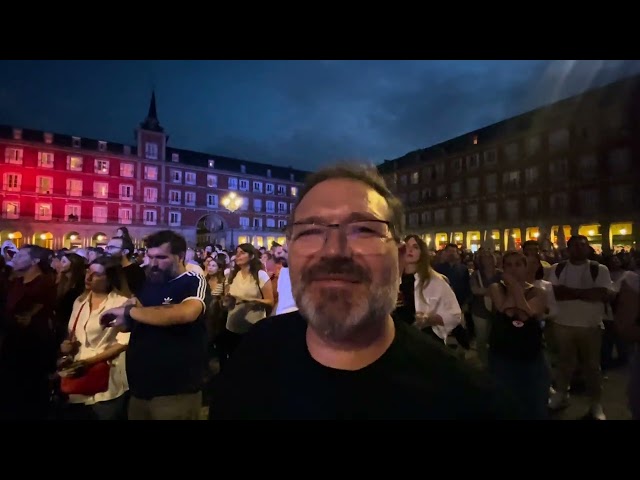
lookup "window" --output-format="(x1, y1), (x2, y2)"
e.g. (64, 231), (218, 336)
(484, 150), (497, 166)
(144, 165), (158, 180)
(44, 132), (53, 144)
(144, 187), (157, 203)
(66, 179), (82, 197)
(436, 185), (447, 199)
(5, 148), (23, 165)
(72, 136), (81, 148)
(549, 128), (569, 151)
(467, 178), (479, 197)
(549, 158), (568, 177)
(3, 201), (19, 219)
(267, 169), (272, 178)
(207, 175), (217, 188)
(451, 207), (461, 225)
(94, 159), (109, 174)
(608, 148), (631, 174)
(291, 186), (298, 197)
(506, 200), (519, 220)
(451, 182), (461, 199)
(35, 203), (52, 221)
(466, 153), (480, 170)
(550, 193), (568, 212)
(240, 165), (246, 174)
(228, 177), (238, 190)
(266, 201), (275, 213)
(502, 171), (520, 190)
(266, 183), (274, 194)
(400, 174), (408, 186)
(527, 197), (539, 215)
(290, 173), (295, 181)
(410, 172), (419, 184)
(169, 190), (181, 204)
(278, 202), (287, 214)
(579, 154), (597, 178)
(278, 220), (287, 229)
(169, 212), (181, 226)
(579, 189), (598, 215)
(94, 182), (108, 199)
(145, 142), (158, 160)
(409, 190), (420, 204)
(208, 159), (215, 168)
(93, 206), (108, 223)
(408, 213), (419, 227)
(452, 158), (462, 173)
(37, 176), (53, 194)
(485, 202), (497, 222)
(120, 184), (134, 200)
(65, 204), (81, 221)
(185, 172), (196, 185)
(526, 136), (541, 156)
(171, 153), (179, 163)
(3, 173), (21, 192)
(467, 204), (478, 223)
(118, 208), (132, 224)
(207, 194), (218, 208)
(485, 173), (497, 194)
(504, 143), (518, 163)
(239, 217), (250, 228)
(266, 218), (276, 228)
(144, 209), (157, 225)
(239, 179), (249, 191)
(253, 199), (262, 211)
(435, 208), (446, 224)
(609, 185), (633, 207)
(277, 185), (287, 195)
(98, 141), (107, 152)
(253, 218), (263, 229)
(38, 152), (54, 168)
(170, 170), (182, 183)
(421, 211), (432, 225)
(67, 155), (83, 171)
(120, 163), (135, 177)
(253, 181), (263, 193)
(525, 166), (538, 185)
(185, 192), (196, 206)
(123, 145), (131, 155)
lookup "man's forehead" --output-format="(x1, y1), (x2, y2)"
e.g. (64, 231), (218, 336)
(295, 178), (390, 221)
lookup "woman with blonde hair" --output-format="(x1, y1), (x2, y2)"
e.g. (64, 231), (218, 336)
(57, 256), (132, 420)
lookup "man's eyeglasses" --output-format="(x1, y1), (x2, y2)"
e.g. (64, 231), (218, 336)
(286, 220), (396, 255)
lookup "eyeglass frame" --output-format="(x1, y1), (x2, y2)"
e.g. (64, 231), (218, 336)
(285, 218), (400, 254)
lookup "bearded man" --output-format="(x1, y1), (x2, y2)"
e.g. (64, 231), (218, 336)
(210, 163), (521, 420)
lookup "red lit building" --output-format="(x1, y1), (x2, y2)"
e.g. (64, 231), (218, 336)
(379, 74), (640, 254)
(0, 92), (307, 250)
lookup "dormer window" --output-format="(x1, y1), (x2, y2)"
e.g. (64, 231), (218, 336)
(208, 159), (215, 168)
(172, 153), (179, 163)
(241, 164), (246, 174)
(72, 136), (81, 148)
(98, 141), (107, 152)
(44, 132), (53, 144)
(12, 128), (22, 140)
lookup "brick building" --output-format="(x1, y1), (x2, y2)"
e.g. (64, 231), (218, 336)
(378, 74), (640, 254)
(0, 92), (307, 250)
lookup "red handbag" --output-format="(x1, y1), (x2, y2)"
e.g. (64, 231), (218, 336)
(60, 302), (111, 396)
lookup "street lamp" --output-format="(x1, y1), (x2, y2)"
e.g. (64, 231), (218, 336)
(221, 192), (243, 248)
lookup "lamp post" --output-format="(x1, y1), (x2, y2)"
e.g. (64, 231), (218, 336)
(221, 192), (243, 249)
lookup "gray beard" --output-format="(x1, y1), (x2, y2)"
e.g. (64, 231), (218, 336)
(294, 276), (400, 345)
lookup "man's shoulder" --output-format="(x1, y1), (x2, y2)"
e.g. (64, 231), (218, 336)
(247, 310), (305, 341)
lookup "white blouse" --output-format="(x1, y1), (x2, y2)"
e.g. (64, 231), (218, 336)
(413, 271), (462, 343)
(66, 291), (131, 406)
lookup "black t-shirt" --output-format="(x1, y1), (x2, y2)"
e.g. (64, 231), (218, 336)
(126, 271), (210, 399)
(210, 311), (523, 420)
(392, 273), (416, 325)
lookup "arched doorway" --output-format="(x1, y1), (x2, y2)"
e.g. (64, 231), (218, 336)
(1, 231), (24, 248)
(64, 231), (82, 249)
(92, 232), (108, 247)
(33, 231), (54, 249)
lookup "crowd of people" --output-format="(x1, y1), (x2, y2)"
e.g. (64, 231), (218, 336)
(1, 163), (639, 420)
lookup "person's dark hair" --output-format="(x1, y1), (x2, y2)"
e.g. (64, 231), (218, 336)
(567, 235), (589, 249)
(228, 243), (264, 286)
(144, 230), (187, 258)
(89, 255), (132, 298)
(522, 240), (539, 250)
(57, 252), (87, 298)
(20, 244), (55, 275)
(290, 162), (404, 240)
(503, 250), (528, 266)
(445, 243), (460, 252)
(404, 235), (438, 298)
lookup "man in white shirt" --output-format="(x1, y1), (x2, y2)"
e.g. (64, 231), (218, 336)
(548, 235), (613, 420)
(273, 244), (298, 315)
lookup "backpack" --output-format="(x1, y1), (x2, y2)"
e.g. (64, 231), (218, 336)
(555, 260), (600, 282)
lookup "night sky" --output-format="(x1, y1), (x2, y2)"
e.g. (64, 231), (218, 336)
(1, 60), (638, 171)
